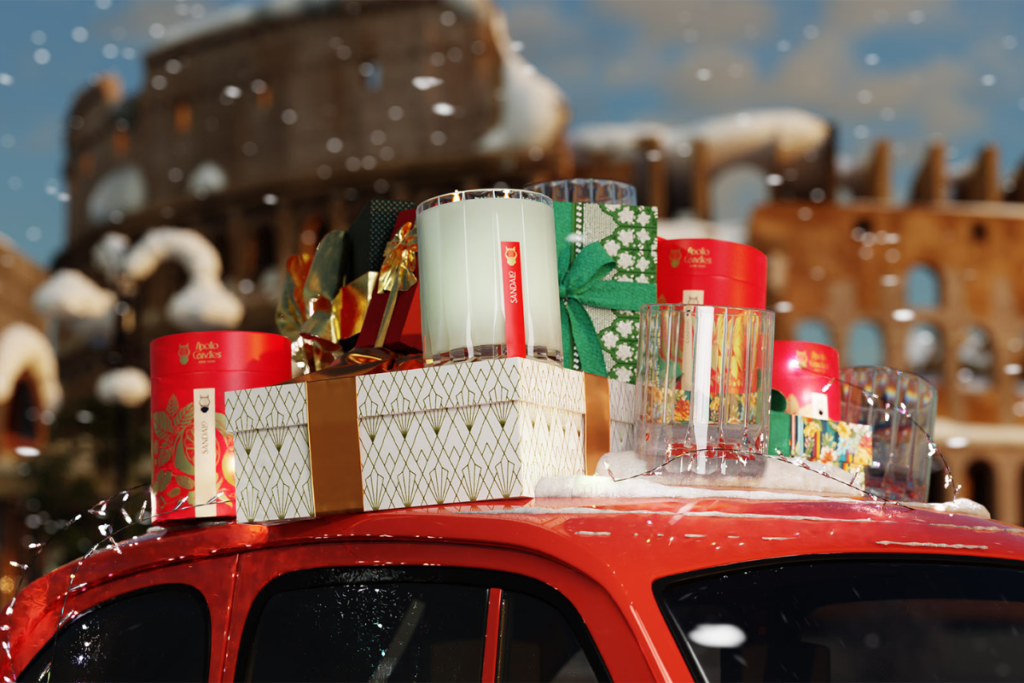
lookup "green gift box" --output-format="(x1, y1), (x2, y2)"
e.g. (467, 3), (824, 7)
(553, 202), (658, 383)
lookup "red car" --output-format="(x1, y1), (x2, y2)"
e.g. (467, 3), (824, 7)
(4, 495), (1024, 682)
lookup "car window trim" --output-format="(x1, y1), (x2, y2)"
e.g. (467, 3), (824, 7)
(18, 583), (211, 682)
(652, 551), (1024, 683)
(234, 566), (610, 683)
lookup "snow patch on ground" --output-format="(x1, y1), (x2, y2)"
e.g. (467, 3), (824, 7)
(95, 367), (151, 408)
(0, 323), (62, 411)
(33, 269), (118, 321)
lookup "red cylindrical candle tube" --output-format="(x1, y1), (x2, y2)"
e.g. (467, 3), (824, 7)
(657, 238), (767, 309)
(150, 331), (291, 523)
(772, 340), (841, 420)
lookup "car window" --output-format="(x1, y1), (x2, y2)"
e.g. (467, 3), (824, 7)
(497, 590), (599, 683)
(19, 585), (209, 683)
(241, 577), (488, 682)
(657, 557), (1024, 683)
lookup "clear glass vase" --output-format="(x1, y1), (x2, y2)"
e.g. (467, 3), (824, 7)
(635, 304), (775, 482)
(839, 367), (938, 502)
(525, 178), (637, 205)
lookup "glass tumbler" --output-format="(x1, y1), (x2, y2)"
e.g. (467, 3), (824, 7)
(635, 304), (775, 480)
(525, 178), (638, 205)
(839, 367), (938, 502)
(416, 189), (563, 365)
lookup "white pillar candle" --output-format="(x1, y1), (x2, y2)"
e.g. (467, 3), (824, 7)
(416, 189), (563, 364)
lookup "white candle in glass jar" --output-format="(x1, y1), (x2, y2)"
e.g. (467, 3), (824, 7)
(416, 189), (563, 364)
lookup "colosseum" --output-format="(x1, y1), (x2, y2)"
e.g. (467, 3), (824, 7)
(58, 0), (572, 402)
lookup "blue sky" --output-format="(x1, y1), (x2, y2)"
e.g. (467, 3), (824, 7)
(2, 0), (1023, 265)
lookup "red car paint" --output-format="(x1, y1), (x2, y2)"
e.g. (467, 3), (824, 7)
(4, 495), (1022, 682)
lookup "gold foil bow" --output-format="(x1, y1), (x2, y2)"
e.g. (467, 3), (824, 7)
(374, 221), (418, 348)
(276, 231), (377, 373)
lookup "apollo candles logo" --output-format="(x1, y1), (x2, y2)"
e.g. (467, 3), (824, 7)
(178, 343), (190, 365)
(193, 341), (223, 364)
(684, 245), (713, 266)
(500, 241), (526, 358)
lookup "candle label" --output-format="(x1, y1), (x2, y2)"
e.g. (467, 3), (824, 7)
(193, 388), (218, 518)
(500, 241), (526, 358)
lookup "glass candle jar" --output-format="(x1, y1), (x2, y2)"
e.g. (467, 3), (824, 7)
(416, 189), (563, 364)
(525, 178), (638, 205)
(635, 304), (775, 479)
(839, 366), (938, 502)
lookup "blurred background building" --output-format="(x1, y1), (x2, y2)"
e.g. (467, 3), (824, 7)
(4, 0), (1024, 587)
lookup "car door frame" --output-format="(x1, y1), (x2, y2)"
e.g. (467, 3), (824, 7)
(11, 555), (239, 682)
(224, 540), (655, 682)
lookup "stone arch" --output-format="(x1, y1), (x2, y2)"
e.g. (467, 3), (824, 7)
(710, 163), (771, 232)
(904, 322), (944, 384)
(845, 318), (886, 367)
(793, 317), (834, 348)
(957, 325), (994, 394)
(85, 164), (147, 226)
(904, 262), (942, 309)
(969, 460), (995, 512)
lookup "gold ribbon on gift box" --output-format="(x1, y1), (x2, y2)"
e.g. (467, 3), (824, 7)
(299, 367), (614, 516)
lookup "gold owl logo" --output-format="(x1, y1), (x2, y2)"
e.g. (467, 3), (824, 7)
(178, 343), (190, 365)
(670, 248), (682, 268)
(505, 245), (518, 266)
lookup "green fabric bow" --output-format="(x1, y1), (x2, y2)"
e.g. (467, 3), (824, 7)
(556, 219), (656, 376)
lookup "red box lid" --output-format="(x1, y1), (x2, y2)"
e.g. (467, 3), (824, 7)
(658, 238), (767, 308)
(150, 331), (292, 378)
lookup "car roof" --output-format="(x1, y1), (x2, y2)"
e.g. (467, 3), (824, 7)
(8, 494), (1024, 658)
(16, 494), (1024, 593)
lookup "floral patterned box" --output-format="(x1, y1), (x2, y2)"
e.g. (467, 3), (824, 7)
(226, 358), (635, 522)
(769, 411), (873, 486)
(554, 202), (658, 384)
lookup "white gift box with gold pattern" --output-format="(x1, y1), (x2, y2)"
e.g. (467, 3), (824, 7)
(227, 357), (635, 522)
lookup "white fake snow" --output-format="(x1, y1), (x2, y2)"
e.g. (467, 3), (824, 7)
(0, 323), (62, 411)
(529, 450), (994, 520)
(85, 165), (147, 226)
(123, 227), (244, 330)
(94, 367), (150, 408)
(475, 8), (567, 155)
(574, 108), (830, 170)
(32, 269), (118, 321)
(589, 450), (865, 497)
